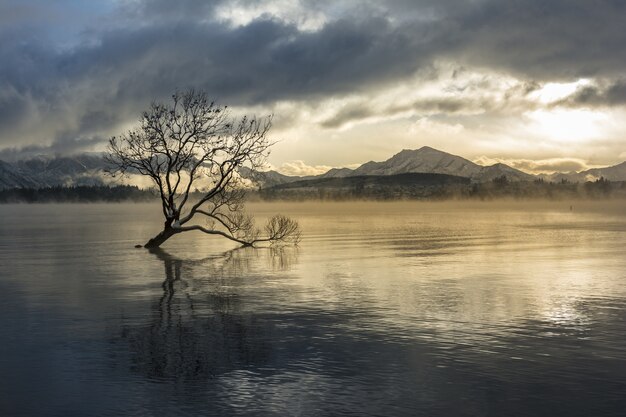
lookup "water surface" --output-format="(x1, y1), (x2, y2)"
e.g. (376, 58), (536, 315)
(1, 201), (625, 416)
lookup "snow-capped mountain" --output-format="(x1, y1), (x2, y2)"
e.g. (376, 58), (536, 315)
(317, 167), (355, 178)
(347, 146), (535, 182)
(352, 146), (483, 177)
(472, 163), (535, 182)
(237, 147), (534, 187)
(236, 166), (304, 186)
(0, 160), (39, 189)
(545, 161), (626, 183)
(0, 154), (109, 189)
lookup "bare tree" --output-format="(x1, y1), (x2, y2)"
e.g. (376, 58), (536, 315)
(106, 90), (301, 249)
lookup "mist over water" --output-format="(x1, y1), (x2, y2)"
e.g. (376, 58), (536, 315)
(1, 201), (625, 416)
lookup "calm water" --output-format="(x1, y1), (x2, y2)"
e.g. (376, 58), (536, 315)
(1, 201), (625, 417)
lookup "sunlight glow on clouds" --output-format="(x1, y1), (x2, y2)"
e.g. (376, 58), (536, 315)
(232, 62), (626, 169)
(313, 64), (524, 131)
(274, 160), (333, 176)
(529, 79), (591, 104)
(524, 109), (609, 142)
(214, 0), (327, 31)
(409, 118), (464, 136)
(473, 156), (593, 174)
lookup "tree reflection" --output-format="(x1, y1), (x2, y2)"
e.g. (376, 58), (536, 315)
(115, 246), (299, 381)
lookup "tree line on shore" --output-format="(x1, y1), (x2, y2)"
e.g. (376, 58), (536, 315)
(1, 176), (624, 203)
(259, 175), (626, 201)
(0, 185), (156, 203)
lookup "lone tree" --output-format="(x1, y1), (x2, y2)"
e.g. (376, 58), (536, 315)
(106, 90), (300, 248)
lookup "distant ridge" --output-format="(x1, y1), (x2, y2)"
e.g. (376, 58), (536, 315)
(475, 163), (534, 182)
(0, 147), (625, 190)
(0, 154), (107, 189)
(241, 146), (541, 187)
(352, 146), (482, 177)
(261, 172), (471, 200)
(272, 172), (469, 190)
(545, 161), (626, 183)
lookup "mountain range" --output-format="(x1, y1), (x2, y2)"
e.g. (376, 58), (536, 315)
(0, 154), (108, 189)
(242, 146), (620, 188)
(0, 146), (624, 190)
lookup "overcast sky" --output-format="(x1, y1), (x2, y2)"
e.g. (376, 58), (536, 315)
(1, 0), (625, 174)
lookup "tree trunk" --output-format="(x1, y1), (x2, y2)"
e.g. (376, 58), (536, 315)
(144, 226), (178, 249)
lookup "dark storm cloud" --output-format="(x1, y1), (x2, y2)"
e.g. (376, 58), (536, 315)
(0, 13), (437, 151)
(449, 0), (626, 79)
(0, 136), (104, 161)
(86, 16), (426, 104)
(558, 80), (626, 107)
(320, 79), (540, 130)
(1, 0), (626, 156)
(0, 89), (31, 127)
(117, 0), (221, 21)
(319, 98), (482, 129)
(320, 105), (375, 129)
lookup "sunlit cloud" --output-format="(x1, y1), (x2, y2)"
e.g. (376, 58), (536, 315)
(528, 79), (591, 104)
(275, 160), (333, 176)
(523, 109), (609, 143)
(473, 156), (594, 174)
(314, 64), (530, 131)
(214, 0), (327, 31)
(410, 117), (464, 136)
(555, 79), (626, 108)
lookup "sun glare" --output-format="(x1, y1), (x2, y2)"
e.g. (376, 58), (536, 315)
(525, 108), (607, 142)
(530, 79), (591, 103)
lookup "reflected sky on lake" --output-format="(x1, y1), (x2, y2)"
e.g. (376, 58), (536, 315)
(1, 202), (625, 416)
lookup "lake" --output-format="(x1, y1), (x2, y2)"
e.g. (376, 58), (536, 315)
(1, 201), (625, 416)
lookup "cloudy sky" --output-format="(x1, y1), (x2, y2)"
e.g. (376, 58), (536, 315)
(1, 0), (625, 175)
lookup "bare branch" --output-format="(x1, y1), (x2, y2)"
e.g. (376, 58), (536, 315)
(255, 215), (301, 245)
(105, 89), (300, 249)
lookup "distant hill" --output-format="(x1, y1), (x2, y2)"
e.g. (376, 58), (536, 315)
(260, 172), (471, 200)
(237, 166), (303, 187)
(1, 147), (625, 191)
(240, 146), (540, 187)
(355, 147), (534, 182)
(0, 185), (155, 203)
(352, 146), (482, 177)
(545, 161), (626, 183)
(0, 160), (39, 189)
(317, 167), (355, 178)
(473, 163), (535, 182)
(581, 162), (626, 181)
(272, 172), (470, 189)
(261, 172), (626, 201)
(0, 154), (108, 189)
